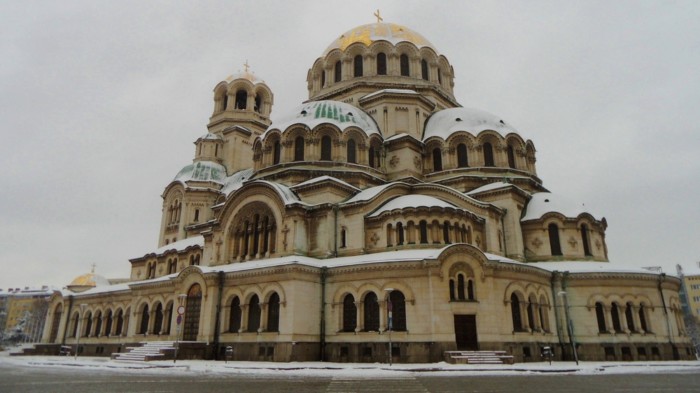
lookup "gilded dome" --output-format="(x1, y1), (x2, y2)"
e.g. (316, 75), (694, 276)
(68, 272), (110, 292)
(324, 22), (436, 54)
(225, 69), (264, 84)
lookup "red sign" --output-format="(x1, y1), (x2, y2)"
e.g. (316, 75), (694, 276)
(176, 315), (182, 325)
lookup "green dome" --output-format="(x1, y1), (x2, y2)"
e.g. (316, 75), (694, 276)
(174, 161), (227, 184)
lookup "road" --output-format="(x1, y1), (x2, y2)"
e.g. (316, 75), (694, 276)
(1, 362), (699, 392)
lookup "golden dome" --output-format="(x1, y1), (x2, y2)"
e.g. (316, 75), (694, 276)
(324, 22), (436, 54)
(68, 272), (109, 290)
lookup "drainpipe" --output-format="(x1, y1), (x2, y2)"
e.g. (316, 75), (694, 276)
(320, 266), (327, 361)
(61, 295), (74, 346)
(550, 272), (565, 354)
(499, 209), (508, 256)
(213, 271), (224, 360)
(333, 205), (339, 257)
(658, 273), (677, 358)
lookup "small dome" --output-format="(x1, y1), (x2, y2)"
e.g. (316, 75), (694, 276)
(68, 272), (109, 292)
(225, 69), (264, 84)
(174, 161), (227, 184)
(324, 22), (437, 54)
(262, 100), (380, 139)
(522, 192), (601, 221)
(423, 107), (519, 141)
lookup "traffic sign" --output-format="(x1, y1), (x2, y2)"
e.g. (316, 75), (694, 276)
(176, 315), (182, 325)
(177, 305), (185, 315)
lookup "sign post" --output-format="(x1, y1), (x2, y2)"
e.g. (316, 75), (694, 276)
(174, 295), (186, 363)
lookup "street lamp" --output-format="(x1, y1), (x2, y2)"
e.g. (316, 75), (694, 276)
(558, 291), (579, 365)
(384, 288), (394, 366)
(174, 294), (187, 363)
(75, 303), (87, 361)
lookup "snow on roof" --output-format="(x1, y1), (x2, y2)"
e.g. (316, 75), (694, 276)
(221, 168), (254, 196)
(174, 161), (227, 184)
(522, 192), (600, 221)
(250, 180), (305, 206)
(361, 89), (419, 101)
(423, 107), (520, 141)
(197, 133), (222, 141)
(323, 22), (437, 54)
(466, 181), (520, 196)
(343, 183), (398, 204)
(262, 101), (380, 139)
(383, 132), (419, 143)
(153, 236), (204, 256)
(368, 194), (458, 217)
(293, 175), (359, 190)
(526, 261), (662, 275)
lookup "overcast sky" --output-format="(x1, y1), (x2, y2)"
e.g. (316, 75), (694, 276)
(1, 0), (699, 290)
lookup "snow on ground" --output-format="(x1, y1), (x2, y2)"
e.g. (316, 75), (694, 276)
(1, 348), (699, 377)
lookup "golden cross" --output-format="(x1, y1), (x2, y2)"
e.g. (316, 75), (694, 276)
(91, 263), (96, 273)
(374, 9), (383, 23)
(243, 60), (250, 73)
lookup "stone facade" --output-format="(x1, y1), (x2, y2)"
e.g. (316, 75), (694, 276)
(41, 22), (694, 363)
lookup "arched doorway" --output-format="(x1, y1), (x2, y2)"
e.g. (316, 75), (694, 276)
(183, 284), (202, 341)
(49, 304), (62, 343)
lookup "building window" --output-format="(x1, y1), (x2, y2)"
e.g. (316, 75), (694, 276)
(342, 294), (357, 332)
(320, 70), (325, 88)
(449, 279), (455, 300)
(294, 136), (304, 161)
(457, 143), (468, 167)
(581, 224), (592, 256)
(511, 293), (523, 332)
(421, 59), (429, 80)
(386, 223), (394, 247)
(334, 61), (342, 82)
(153, 303), (163, 334)
(457, 274), (466, 300)
(194, 209), (200, 222)
(115, 310), (124, 336)
(432, 148), (442, 171)
(527, 295), (536, 331)
(400, 54), (410, 76)
(377, 52), (387, 75)
(639, 304), (649, 332)
(340, 228), (347, 248)
(595, 302), (607, 333)
(483, 142), (494, 167)
(363, 292), (379, 331)
(389, 290), (407, 331)
(229, 297), (241, 333)
(84, 312), (92, 337)
(267, 292), (280, 332)
(611, 302), (622, 333)
(321, 135), (332, 161)
(347, 139), (357, 163)
(247, 295), (261, 332)
(222, 93), (228, 112)
(443, 221), (450, 244)
(507, 145), (516, 168)
(548, 224), (562, 256)
(396, 222), (404, 245)
(419, 220), (428, 244)
(235, 89), (247, 109)
(139, 305), (149, 334)
(273, 140), (281, 165)
(625, 302), (635, 332)
(353, 55), (363, 77)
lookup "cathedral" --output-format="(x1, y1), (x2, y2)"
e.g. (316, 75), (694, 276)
(40, 21), (693, 363)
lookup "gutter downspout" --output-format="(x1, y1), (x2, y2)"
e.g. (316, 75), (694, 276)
(61, 295), (73, 346)
(320, 266), (327, 361)
(333, 205), (339, 257)
(550, 272), (565, 355)
(499, 209), (508, 257)
(213, 271), (224, 360)
(658, 273), (678, 359)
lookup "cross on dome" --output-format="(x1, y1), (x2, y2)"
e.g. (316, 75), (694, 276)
(374, 9), (383, 23)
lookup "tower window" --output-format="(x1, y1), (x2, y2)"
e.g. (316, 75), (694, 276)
(581, 224), (592, 256)
(194, 209), (200, 222)
(254, 95), (262, 113)
(235, 90), (247, 109)
(377, 52), (387, 75)
(334, 60), (342, 82)
(353, 55), (363, 77)
(347, 139), (356, 163)
(507, 145), (516, 168)
(273, 140), (281, 165)
(294, 136), (305, 161)
(483, 142), (494, 167)
(432, 148), (442, 171)
(320, 70), (325, 88)
(457, 143), (468, 167)
(222, 93), (228, 112)
(400, 54), (410, 76)
(421, 59), (429, 80)
(548, 223), (562, 256)
(321, 135), (332, 161)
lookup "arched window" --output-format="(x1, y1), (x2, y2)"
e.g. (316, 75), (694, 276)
(467, 280), (475, 300)
(400, 54), (410, 76)
(334, 60), (342, 82)
(71, 313), (79, 337)
(222, 93), (228, 112)
(527, 295), (536, 330)
(443, 221), (450, 244)
(457, 143), (468, 167)
(342, 294), (357, 332)
(153, 303), (163, 334)
(340, 228), (347, 248)
(581, 224), (592, 256)
(235, 89), (247, 109)
(419, 220), (428, 244)
(353, 55), (363, 77)
(105, 310), (113, 337)
(457, 274), (465, 300)
(396, 222), (404, 245)
(507, 145), (516, 168)
(247, 295), (261, 332)
(625, 302), (635, 332)
(548, 224), (562, 256)
(511, 293), (523, 332)
(273, 140), (281, 165)
(84, 312), (92, 337)
(438, 68), (442, 84)
(377, 52), (387, 75)
(389, 290), (407, 331)
(639, 304), (649, 332)
(139, 305), (149, 334)
(595, 302), (607, 333)
(254, 95), (262, 113)
(115, 310), (124, 336)
(363, 292), (379, 331)
(229, 297), (241, 332)
(320, 70), (325, 88)
(347, 139), (356, 163)
(432, 148), (442, 171)
(294, 136), (305, 161)
(49, 304), (62, 343)
(386, 223), (394, 247)
(321, 135), (332, 161)
(421, 59), (429, 80)
(267, 292), (280, 332)
(483, 142), (494, 167)
(369, 145), (379, 168)
(93, 311), (102, 337)
(449, 279), (455, 300)
(611, 302), (622, 332)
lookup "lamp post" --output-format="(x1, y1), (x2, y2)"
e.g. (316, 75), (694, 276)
(75, 303), (87, 361)
(558, 291), (579, 365)
(174, 294), (187, 364)
(385, 288), (394, 366)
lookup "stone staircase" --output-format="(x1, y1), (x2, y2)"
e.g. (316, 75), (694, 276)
(111, 341), (176, 362)
(445, 350), (515, 365)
